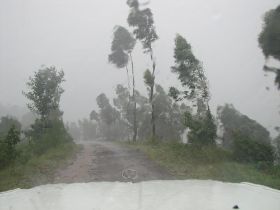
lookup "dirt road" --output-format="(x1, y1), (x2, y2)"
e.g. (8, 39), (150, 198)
(54, 141), (173, 183)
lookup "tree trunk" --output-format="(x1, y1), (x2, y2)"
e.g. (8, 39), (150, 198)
(150, 50), (156, 140)
(130, 53), (137, 142)
(125, 65), (131, 91)
(125, 65), (132, 142)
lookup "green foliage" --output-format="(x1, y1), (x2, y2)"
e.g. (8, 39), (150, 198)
(0, 118), (21, 169)
(152, 85), (186, 141)
(170, 34), (209, 102)
(23, 66), (65, 120)
(0, 125), (21, 169)
(5, 125), (20, 160)
(90, 110), (99, 122)
(113, 84), (134, 132)
(170, 34), (215, 145)
(259, 6), (280, 61)
(218, 104), (271, 149)
(95, 93), (123, 140)
(108, 25), (138, 142)
(168, 87), (181, 101)
(93, 84), (187, 142)
(0, 142), (79, 192)
(258, 5), (280, 88)
(128, 142), (280, 189)
(113, 84), (131, 112)
(143, 69), (154, 90)
(108, 26), (136, 68)
(0, 116), (21, 137)
(127, 0), (158, 52)
(274, 135), (280, 164)
(111, 26), (136, 53)
(96, 93), (120, 126)
(186, 108), (217, 146)
(232, 132), (275, 164)
(25, 119), (72, 155)
(108, 50), (129, 69)
(127, 0), (158, 140)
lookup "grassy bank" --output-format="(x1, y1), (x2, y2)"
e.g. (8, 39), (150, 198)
(126, 141), (280, 189)
(0, 142), (81, 192)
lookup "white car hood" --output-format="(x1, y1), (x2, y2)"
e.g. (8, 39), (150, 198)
(0, 180), (280, 210)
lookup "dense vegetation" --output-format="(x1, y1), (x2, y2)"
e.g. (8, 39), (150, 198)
(83, 0), (280, 189)
(127, 141), (280, 189)
(1, 0), (279, 191)
(0, 66), (78, 191)
(78, 0), (279, 170)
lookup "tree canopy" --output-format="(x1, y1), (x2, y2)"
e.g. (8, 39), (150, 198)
(23, 66), (65, 120)
(258, 5), (280, 88)
(127, 0), (158, 52)
(217, 104), (271, 149)
(108, 26), (136, 68)
(170, 34), (209, 104)
(170, 34), (215, 145)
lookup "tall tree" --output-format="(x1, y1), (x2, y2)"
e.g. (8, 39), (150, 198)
(169, 34), (209, 106)
(109, 26), (138, 141)
(127, 0), (159, 139)
(170, 34), (216, 145)
(258, 5), (280, 89)
(23, 66), (65, 121)
(113, 84), (149, 141)
(153, 85), (186, 141)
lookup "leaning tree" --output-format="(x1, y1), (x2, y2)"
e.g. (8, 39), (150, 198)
(127, 0), (159, 139)
(108, 26), (138, 141)
(169, 34), (216, 145)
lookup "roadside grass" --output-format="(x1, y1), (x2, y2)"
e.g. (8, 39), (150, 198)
(126, 141), (280, 189)
(0, 142), (81, 192)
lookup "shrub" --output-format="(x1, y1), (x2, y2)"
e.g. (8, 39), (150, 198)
(26, 119), (73, 155)
(0, 125), (20, 169)
(233, 133), (275, 164)
(0, 117), (21, 137)
(186, 108), (217, 146)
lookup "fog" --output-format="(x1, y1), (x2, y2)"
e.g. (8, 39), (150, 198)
(0, 0), (279, 136)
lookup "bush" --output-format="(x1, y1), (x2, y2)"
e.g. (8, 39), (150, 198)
(0, 117), (21, 137)
(233, 134), (275, 164)
(26, 119), (73, 155)
(0, 139), (8, 168)
(186, 108), (217, 146)
(0, 125), (20, 169)
(274, 135), (280, 165)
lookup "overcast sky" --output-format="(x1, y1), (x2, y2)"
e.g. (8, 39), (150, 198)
(0, 0), (279, 136)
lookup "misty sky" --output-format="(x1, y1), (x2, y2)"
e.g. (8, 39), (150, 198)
(0, 0), (279, 136)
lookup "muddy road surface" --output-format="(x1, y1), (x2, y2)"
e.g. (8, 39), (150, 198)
(54, 141), (173, 183)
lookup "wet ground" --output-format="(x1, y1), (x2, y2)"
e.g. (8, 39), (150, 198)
(54, 140), (173, 183)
